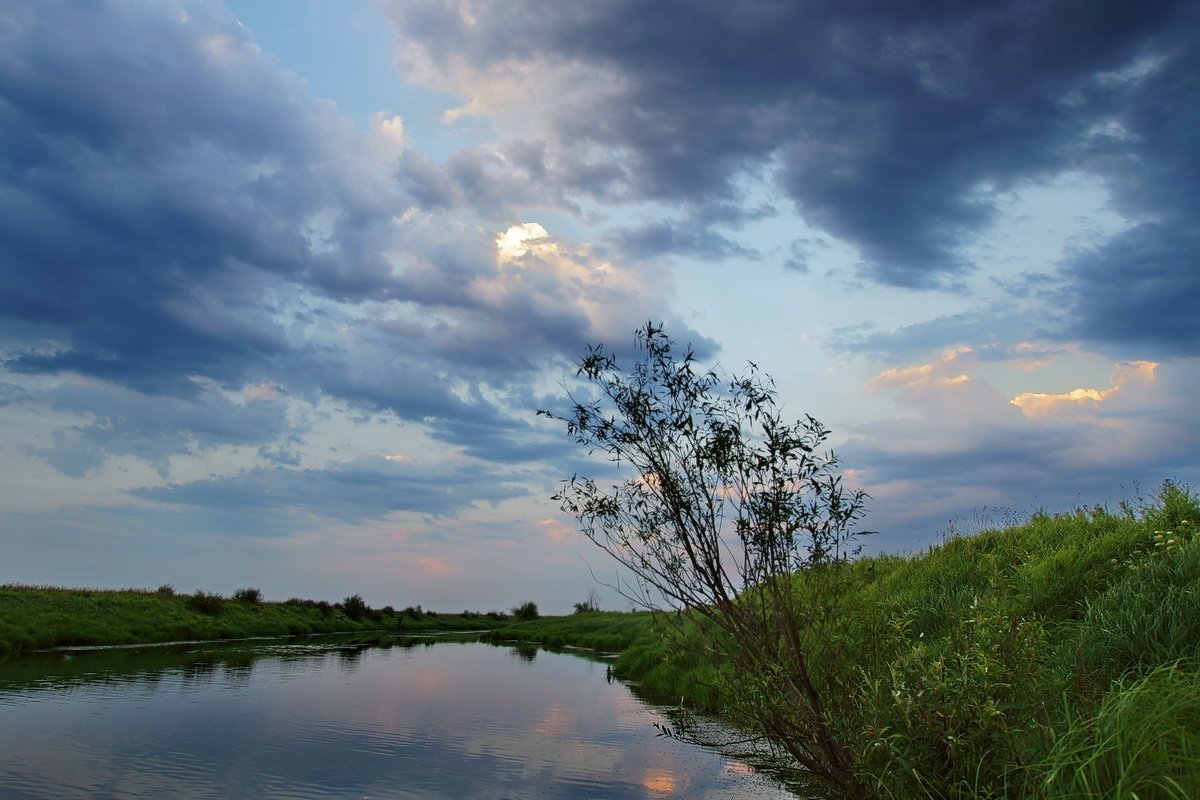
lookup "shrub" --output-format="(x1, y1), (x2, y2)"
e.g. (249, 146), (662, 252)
(187, 590), (225, 616)
(573, 589), (602, 614)
(232, 587), (262, 604)
(342, 594), (369, 621)
(155, 584), (175, 597)
(512, 601), (539, 621)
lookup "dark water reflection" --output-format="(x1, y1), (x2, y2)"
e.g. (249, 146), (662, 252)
(0, 636), (799, 799)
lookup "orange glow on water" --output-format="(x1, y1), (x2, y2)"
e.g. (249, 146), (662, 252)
(642, 770), (678, 795)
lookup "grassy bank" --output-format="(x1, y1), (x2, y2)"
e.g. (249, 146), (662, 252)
(0, 585), (505, 654)
(491, 482), (1200, 798)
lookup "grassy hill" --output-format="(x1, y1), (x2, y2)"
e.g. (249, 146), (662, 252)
(489, 481), (1200, 799)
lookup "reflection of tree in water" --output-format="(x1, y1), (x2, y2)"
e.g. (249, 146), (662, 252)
(511, 645), (538, 663)
(336, 645), (369, 671)
(2, 634), (507, 698)
(220, 658), (255, 689)
(178, 657), (217, 688)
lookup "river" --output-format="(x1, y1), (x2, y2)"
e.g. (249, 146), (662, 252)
(0, 635), (804, 799)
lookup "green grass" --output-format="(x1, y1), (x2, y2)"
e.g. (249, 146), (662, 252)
(0, 586), (505, 654)
(484, 610), (657, 652)
(1034, 660), (1200, 800)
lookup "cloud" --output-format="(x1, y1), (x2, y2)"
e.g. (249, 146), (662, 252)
(608, 219), (757, 262)
(383, 0), (1199, 291)
(1061, 222), (1200, 357)
(1011, 360), (1157, 418)
(28, 376), (294, 477)
(130, 456), (529, 531)
(0, 1), (710, 480)
(867, 347), (974, 393)
(846, 351), (1200, 546)
(0, 0), (401, 393)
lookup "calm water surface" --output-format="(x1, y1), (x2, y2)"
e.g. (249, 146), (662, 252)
(0, 636), (801, 799)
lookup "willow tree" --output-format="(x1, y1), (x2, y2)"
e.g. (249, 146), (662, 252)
(540, 323), (870, 797)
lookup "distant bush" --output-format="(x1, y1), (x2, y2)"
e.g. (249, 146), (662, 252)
(315, 600), (333, 617)
(342, 594), (369, 621)
(187, 590), (225, 616)
(512, 601), (539, 621)
(574, 590), (602, 614)
(403, 605), (423, 619)
(155, 584), (175, 598)
(232, 587), (262, 604)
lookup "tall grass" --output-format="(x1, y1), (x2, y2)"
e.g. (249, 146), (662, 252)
(1035, 660), (1200, 799)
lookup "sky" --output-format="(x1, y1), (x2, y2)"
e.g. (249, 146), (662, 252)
(1, 0), (1197, 614)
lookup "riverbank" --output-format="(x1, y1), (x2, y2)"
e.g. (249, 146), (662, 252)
(488, 482), (1200, 798)
(0, 585), (505, 654)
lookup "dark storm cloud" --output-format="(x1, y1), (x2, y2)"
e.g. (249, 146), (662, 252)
(1062, 222), (1200, 359)
(0, 1), (388, 393)
(388, 0), (1199, 305)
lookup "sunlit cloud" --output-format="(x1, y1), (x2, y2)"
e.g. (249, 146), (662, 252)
(467, 220), (656, 347)
(416, 555), (456, 577)
(1012, 360), (1158, 419)
(536, 518), (574, 542)
(370, 112), (409, 154)
(867, 347), (974, 391)
(243, 383), (281, 402)
(496, 222), (551, 262)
